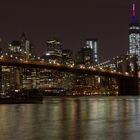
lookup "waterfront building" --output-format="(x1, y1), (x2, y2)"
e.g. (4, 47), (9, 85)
(74, 39), (99, 94)
(0, 66), (21, 93)
(61, 49), (75, 90)
(6, 33), (35, 90)
(39, 39), (63, 90)
(129, 1), (140, 69)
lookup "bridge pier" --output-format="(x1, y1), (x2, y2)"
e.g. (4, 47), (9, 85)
(118, 77), (139, 95)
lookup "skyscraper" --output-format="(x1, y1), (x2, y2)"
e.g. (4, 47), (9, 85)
(40, 39), (63, 89)
(8, 32), (32, 60)
(129, 0), (140, 68)
(45, 39), (62, 64)
(76, 39), (99, 67)
(86, 39), (99, 65)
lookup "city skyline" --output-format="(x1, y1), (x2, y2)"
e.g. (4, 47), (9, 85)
(0, 0), (139, 62)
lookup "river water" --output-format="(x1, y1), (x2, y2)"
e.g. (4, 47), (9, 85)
(0, 96), (140, 140)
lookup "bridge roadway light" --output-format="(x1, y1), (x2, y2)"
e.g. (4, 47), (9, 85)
(41, 59), (45, 62)
(56, 63), (60, 66)
(0, 55), (4, 59)
(24, 60), (28, 63)
(125, 72), (129, 76)
(70, 64), (74, 68)
(79, 65), (85, 69)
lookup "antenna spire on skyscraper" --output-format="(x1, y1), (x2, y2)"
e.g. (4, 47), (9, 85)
(132, 0), (137, 23)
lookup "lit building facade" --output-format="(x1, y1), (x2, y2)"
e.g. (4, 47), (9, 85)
(8, 32), (32, 60)
(5, 33), (34, 91)
(76, 39), (99, 68)
(44, 39), (62, 64)
(86, 39), (99, 65)
(39, 39), (63, 90)
(8, 41), (21, 59)
(74, 39), (99, 94)
(20, 32), (32, 61)
(129, 1), (140, 68)
(61, 49), (75, 90)
(76, 47), (93, 68)
(62, 49), (74, 66)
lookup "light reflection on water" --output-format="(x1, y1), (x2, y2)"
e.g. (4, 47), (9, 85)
(0, 96), (140, 140)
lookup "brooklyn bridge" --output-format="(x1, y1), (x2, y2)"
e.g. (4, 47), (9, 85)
(0, 58), (139, 95)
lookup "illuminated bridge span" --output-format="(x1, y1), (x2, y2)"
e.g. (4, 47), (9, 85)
(0, 59), (133, 78)
(0, 59), (139, 95)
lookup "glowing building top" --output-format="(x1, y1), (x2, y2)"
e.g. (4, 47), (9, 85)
(129, 0), (140, 68)
(131, 0), (137, 24)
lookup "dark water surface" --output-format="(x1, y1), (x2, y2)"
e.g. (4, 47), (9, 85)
(0, 96), (140, 140)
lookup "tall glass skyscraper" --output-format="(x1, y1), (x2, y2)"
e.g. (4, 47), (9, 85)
(86, 39), (99, 65)
(129, 0), (140, 68)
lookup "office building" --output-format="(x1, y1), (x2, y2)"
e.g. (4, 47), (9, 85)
(86, 39), (99, 65)
(8, 32), (32, 60)
(40, 39), (63, 90)
(44, 39), (62, 64)
(129, 1), (140, 68)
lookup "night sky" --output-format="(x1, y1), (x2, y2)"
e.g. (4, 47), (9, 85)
(0, 0), (139, 62)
